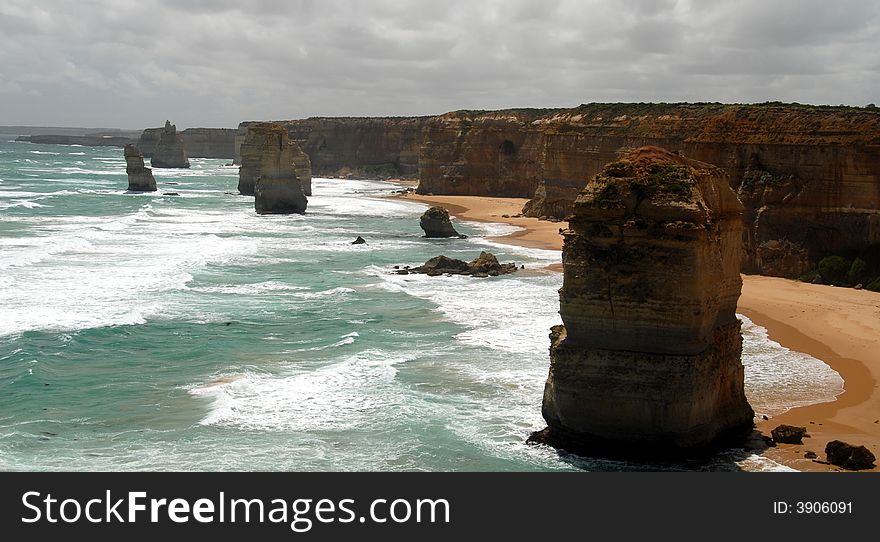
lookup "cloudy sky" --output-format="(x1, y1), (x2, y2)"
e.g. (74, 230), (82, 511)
(1, 0), (877, 128)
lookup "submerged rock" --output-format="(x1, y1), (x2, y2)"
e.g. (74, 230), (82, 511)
(151, 121), (190, 168)
(530, 147), (754, 457)
(825, 440), (876, 470)
(241, 123), (308, 214)
(400, 251), (516, 277)
(419, 206), (462, 238)
(123, 144), (156, 192)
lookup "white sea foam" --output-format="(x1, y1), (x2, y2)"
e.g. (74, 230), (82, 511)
(375, 269), (563, 355)
(190, 349), (410, 431)
(739, 313), (844, 416)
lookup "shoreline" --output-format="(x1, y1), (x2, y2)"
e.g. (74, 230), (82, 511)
(395, 189), (879, 472)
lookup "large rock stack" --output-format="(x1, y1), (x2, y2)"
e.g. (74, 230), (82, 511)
(124, 144), (156, 192)
(531, 146), (754, 455)
(238, 123), (308, 214)
(237, 123), (312, 196)
(151, 120), (190, 168)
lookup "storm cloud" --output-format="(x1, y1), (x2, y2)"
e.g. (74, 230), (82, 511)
(1, 0), (877, 128)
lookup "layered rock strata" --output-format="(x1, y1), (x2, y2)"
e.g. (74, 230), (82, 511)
(418, 103), (880, 277)
(239, 123), (308, 214)
(124, 144), (156, 192)
(419, 206), (462, 238)
(151, 121), (190, 168)
(531, 147), (754, 455)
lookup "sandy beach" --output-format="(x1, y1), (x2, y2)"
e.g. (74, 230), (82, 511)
(400, 191), (880, 471)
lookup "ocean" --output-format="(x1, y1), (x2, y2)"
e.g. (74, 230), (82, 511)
(0, 138), (844, 471)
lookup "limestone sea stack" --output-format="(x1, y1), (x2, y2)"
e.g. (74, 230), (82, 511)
(531, 146), (754, 456)
(237, 123), (312, 196)
(151, 121), (190, 168)
(419, 206), (462, 237)
(238, 123), (308, 214)
(124, 144), (156, 192)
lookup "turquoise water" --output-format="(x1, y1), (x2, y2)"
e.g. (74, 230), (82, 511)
(0, 139), (843, 471)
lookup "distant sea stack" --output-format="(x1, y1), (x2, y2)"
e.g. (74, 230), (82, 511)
(150, 121), (190, 168)
(238, 123), (312, 196)
(138, 127), (235, 159)
(239, 123), (308, 214)
(531, 147), (754, 456)
(124, 144), (156, 192)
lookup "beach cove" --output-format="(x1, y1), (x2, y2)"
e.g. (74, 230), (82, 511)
(401, 191), (879, 472)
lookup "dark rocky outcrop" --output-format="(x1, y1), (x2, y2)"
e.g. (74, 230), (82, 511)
(419, 206), (462, 238)
(770, 424), (809, 444)
(237, 123), (312, 196)
(398, 251), (517, 277)
(417, 103), (880, 277)
(240, 123), (308, 214)
(123, 144), (156, 192)
(825, 440), (876, 470)
(352, 236), (366, 244)
(151, 121), (190, 168)
(530, 147), (754, 456)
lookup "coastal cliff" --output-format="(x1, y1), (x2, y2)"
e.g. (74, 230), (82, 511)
(235, 117), (429, 179)
(531, 147), (754, 455)
(138, 126), (235, 159)
(418, 109), (553, 197)
(417, 103), (880, 276)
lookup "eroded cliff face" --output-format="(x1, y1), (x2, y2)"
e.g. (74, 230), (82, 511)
(138, 127), (235, 159)
(235, 117), (429, 179)
(418, 104), (880, 276)
(532, 147), (754, 455)
(418, 110), (551, 197)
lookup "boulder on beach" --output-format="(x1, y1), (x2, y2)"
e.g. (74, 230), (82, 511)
(770, 424), (809, 444)
(825, 440), (876, 470)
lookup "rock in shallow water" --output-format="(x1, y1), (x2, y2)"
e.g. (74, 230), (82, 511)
(398, 251), (516, 277)
(419, 206), (463, 238)
(151, 120), (190, 169)
(123, 144), (156, 192)
(240, 123), (308, 215)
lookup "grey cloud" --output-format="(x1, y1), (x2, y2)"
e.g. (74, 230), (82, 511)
(0, 0), (877, 128)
